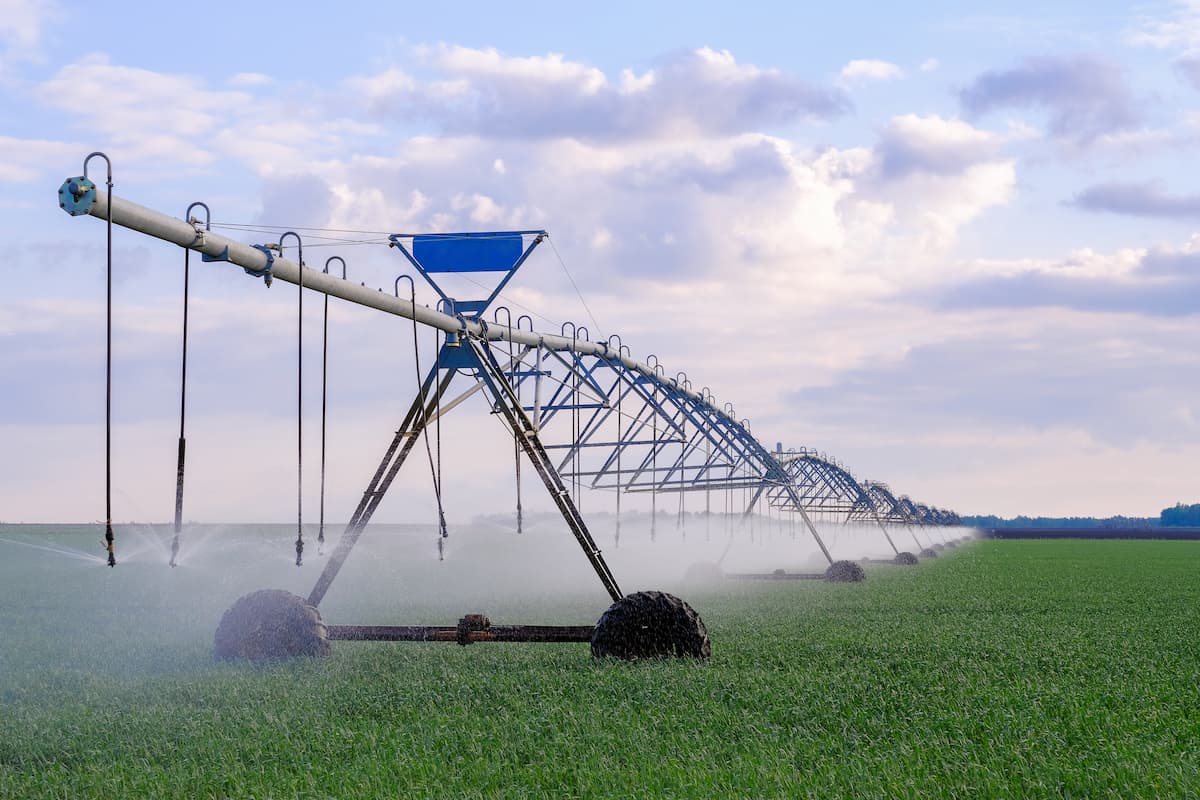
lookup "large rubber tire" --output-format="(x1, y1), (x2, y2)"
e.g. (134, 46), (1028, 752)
(893, 551), (919, 566)
(213, 589), (329, 662)
(933, 543), (945, 552)
(824, 560), (866, 582)
(919, 548), (938, 559)
(591, 591), (711, 660)
(943, 540), (958, 548)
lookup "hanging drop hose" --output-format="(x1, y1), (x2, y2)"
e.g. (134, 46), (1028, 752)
(398, 276), (448, 560)
(651, 409), (658, 543)
(319, 257), (346, 556)
(84, 153), (116, 567)
(507, 314), (523, 534)
(280, 232), (304, 566)
(434, 336), (447, 560)
(615, 361), (622, 549)
(170, 202), (209, 568)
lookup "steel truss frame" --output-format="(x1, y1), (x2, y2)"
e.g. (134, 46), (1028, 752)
(59, 181), (961, 601)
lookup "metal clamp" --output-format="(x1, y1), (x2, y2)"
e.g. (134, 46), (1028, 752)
(246, 244), (275, 286)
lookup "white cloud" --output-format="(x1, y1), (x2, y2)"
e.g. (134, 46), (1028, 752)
(1127, 0), (1200, 48)
(0, 0), (54, 51)
(424, 44), (609, 94)
(920, 58), (940, 72)
(227, 72), (274, 87)
(33, 54), (380, 176)
(0, 134), (77, 181)
(348, 45), (848, 140)
(839, 58), (904, 83)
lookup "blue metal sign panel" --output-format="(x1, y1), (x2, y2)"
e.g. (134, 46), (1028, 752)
(412, 233), (523, 273)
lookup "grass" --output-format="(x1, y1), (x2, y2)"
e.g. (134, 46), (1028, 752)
(1, 528), (1198, 798)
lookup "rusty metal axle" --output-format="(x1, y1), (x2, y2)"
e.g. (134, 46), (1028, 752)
(326, 614), (594, 645)
(724, 571), (826, 580)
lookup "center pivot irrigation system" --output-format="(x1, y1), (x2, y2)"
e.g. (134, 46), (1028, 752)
(59, 155), (965, 661)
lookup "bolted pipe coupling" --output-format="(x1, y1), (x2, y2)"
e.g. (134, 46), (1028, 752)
(59, 176), (98, 216)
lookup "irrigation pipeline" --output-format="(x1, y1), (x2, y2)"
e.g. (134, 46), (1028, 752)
(61, 185), (955, 547)
(68, 188), (738, 428)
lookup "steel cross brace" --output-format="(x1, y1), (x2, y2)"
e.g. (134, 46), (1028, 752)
(467, 336), (623, 602)
(307, 364), (455, 607)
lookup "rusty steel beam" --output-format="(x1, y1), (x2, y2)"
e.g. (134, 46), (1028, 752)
(327, 617), (594, 644)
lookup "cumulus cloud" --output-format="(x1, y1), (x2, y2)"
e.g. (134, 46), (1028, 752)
(874, 114), (1004, 178)
(350, 45), (850, 140)
(0, 134), (77, 181)
(34, 54), (252, 168)
(843, 115), (1015, 254)
(959, 55), (1139, 143)
(227, 72), (273, 87)
(786, 315), (1200, 448)
(1175, 51), (1200, 88)
(930, 235), (1200, 317)
(1127, 0), (1200, 48)
(0, 0), (55, 53)
(34, 54), (379, 175)
(839, 59), (904, 84)
(1071, 180), (1200, 217)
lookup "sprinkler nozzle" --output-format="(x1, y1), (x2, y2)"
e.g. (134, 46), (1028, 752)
(104, 525), (115, 567)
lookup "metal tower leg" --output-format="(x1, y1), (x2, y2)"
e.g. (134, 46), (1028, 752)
(873, 514), (900, 555)
(469, 338), (623, 603)
(744, 480), (834, 565)
(306, 364), (455, 607)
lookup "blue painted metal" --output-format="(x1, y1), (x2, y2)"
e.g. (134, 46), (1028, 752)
(413, 233), (523, 273)
(58, 176), (96, 216)
(245, 244), (275, 285)
(388, 230), (547, 319)
(201, 244), (231, 263)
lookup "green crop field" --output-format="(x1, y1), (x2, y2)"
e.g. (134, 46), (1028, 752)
(1, 528), (1198, 798)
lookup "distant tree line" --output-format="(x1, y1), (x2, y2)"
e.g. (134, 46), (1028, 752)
(961, 515), (1156, 530)
(964, 505), (1200, 529)
(1160, 503), (1200, 527)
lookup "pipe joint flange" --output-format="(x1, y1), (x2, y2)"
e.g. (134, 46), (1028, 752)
(58, 176), (96, 216)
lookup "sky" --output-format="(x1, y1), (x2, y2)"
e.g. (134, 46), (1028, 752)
(2, 0), (1200, 523)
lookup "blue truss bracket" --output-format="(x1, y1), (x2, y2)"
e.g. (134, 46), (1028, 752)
(388, 230), (547, 319)
(436, 340), (480, 371)
(201, 245), (230, 263)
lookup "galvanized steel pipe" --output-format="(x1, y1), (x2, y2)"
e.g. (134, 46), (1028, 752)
(73, 188), (730, 420)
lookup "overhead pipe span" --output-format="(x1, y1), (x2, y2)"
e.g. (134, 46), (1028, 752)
(66, 186), (739, 425)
